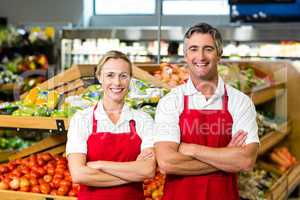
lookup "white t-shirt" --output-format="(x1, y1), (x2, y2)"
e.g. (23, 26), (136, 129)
(66, 100), (154, 156)
(154, 77), (259, 145)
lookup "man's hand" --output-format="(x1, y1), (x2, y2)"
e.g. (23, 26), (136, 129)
(227, 130), (248, 147)
(179, 130), (248, 157)
(179, 143), (196, 157)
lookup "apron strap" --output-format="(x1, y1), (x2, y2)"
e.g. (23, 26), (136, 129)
(183, 95), (189, 111)
(92, 103), (98, 133)
(222, 85), (229, 111)
(129, 120), (137, 134)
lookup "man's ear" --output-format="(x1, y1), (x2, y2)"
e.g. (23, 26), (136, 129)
(97, 75), (102, 84)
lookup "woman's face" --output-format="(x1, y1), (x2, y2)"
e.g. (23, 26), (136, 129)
(99, 58), (131, 103)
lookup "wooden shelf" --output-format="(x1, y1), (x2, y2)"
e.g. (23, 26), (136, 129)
(0, 83), (15, 91)
(0, 115), (69, 130)
(0, 189), (76, 200)
(250, 82), (286, 105)
(266, 163), (300, 200)
(258, 121), (291, 155)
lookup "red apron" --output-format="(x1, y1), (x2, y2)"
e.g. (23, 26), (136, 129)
(78, 104), (144, 200)
(162, 86), (239, 200)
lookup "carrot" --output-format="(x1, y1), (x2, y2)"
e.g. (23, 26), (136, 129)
(275, 150), (293, 167)
(270, 152), (290, 168)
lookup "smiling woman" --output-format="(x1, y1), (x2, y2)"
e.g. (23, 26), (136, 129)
(66, 50), (156, 200)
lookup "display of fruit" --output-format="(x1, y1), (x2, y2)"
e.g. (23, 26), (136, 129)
(218, 64), (270, 93)
(151, 63), (189, 88)
(144, 170), (165, 200)
(0, 69), (19, 84)
(269, 147), (297, 172)
(238, 167), (279, 200)
(257, 113), (278, 138)
(0, 152), (80, 197)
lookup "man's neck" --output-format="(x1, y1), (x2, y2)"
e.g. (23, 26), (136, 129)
(191, 76), (219, 100)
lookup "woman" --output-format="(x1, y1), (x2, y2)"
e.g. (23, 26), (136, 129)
(66, 50), (156, 200)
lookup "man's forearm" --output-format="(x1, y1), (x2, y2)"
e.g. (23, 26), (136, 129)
(186, 143), (258, 172)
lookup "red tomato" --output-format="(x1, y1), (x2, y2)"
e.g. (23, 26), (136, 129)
(37, 159), (45, 167)
(38, 178), (46, 185)
(55, 168), (65, 175)
(47, 167), (55, 176)
(43, 175), (53, 183)
(40, 183), (51, 194)
(29, 177), (38, 186)
(57, 185), (69, 196)
(30, 171), (40, 179)
(52, 178), (62, 189)
(50, 189), (58, 195)
(31, 185), (40, 193)
(53, 173), (64, 180)
(68, 189), (77, 197)
(60, 180), (71, 188)
(41, 153), (53, 162)
(36, 167), (46, 176)
(7, 163), (16, 171)
(20, 185), (30, 192)
(0, 165), (9, 174)
(20, 167), (30, 175)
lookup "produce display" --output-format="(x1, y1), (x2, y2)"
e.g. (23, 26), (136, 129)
(238, 167), (279, 200)
(144, 170), (165, 200)
(0, 152), (79, 197)
(269, 147), (297, 172)
(257, 113), (279, 138)
(147, 63), (271, 92)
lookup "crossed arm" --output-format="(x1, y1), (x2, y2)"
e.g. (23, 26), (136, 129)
(155, 131), (258, 175)
(67, 148), (156, 187)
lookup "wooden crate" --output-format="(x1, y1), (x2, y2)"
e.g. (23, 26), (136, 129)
(0, 190), (76, 200)
(258, 121), (292, 155)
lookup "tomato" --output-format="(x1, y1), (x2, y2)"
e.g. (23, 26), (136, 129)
(68, 189), (77, 197)
(52, 178), (62, 189)
(36, 167), (46, 176)
(11, 169), (22, 178)
(20, 166), (30, 175)
(60, 180), (71, 188)
(20, 185), (30, 192)
(53, 173), (64, 180)
(55, 168), (65, 175)
(37, 158), (45, 167)
(38, 178), (46, 185)
(0, 181), (9, 190)
(7, 163), (16, 171)
(47, 167), (55, 176)
(31, 185), (40, 193)
(43, 174), (53, 183)
(72, 184), (80, 192)
(14, 159), (22, 165)
(57, 185), (69, 196)
(30, 171), (40, 179)
(19, 177), (30, 188)
(29, 177), (38, 186)
(31, 165), (39, 173)
(50, 189), (58, 195)
(9, 178), (20, 190)
(41, 153), (53, 162)
(40, 183), (51, 194)
(0, 165), (9, 174)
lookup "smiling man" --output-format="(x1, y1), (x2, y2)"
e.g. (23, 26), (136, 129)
(154, 23), (259, 200)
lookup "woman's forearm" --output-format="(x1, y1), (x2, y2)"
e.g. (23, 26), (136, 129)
(87, 158), (156, 182)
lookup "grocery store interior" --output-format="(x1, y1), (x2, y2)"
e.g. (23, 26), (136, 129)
(1, 0), (300, 199)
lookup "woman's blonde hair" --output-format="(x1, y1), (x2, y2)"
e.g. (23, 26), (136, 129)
(96, 50), (132, 77)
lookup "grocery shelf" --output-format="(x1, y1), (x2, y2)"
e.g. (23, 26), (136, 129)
(8, 135), (66, 161)
(0, 83), (15, 91)
(265, 163), (300, 200)
(258, 121), (291, 155)
(250, 82), (286, 105)
(0, 189), (76, 200)
(0, 115), (69, 131)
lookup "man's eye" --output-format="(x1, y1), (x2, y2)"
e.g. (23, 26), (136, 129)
(189, 47), (198, 52)
(106, 73), (114, 77)
(120, 74), (129, 79)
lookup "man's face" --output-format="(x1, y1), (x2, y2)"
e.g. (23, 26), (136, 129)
(184, 33), (220, 81)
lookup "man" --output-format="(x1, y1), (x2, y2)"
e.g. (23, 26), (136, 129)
(154, 23), (259, 200)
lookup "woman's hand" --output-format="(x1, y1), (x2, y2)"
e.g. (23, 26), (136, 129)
(137, 148), (155, 161)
